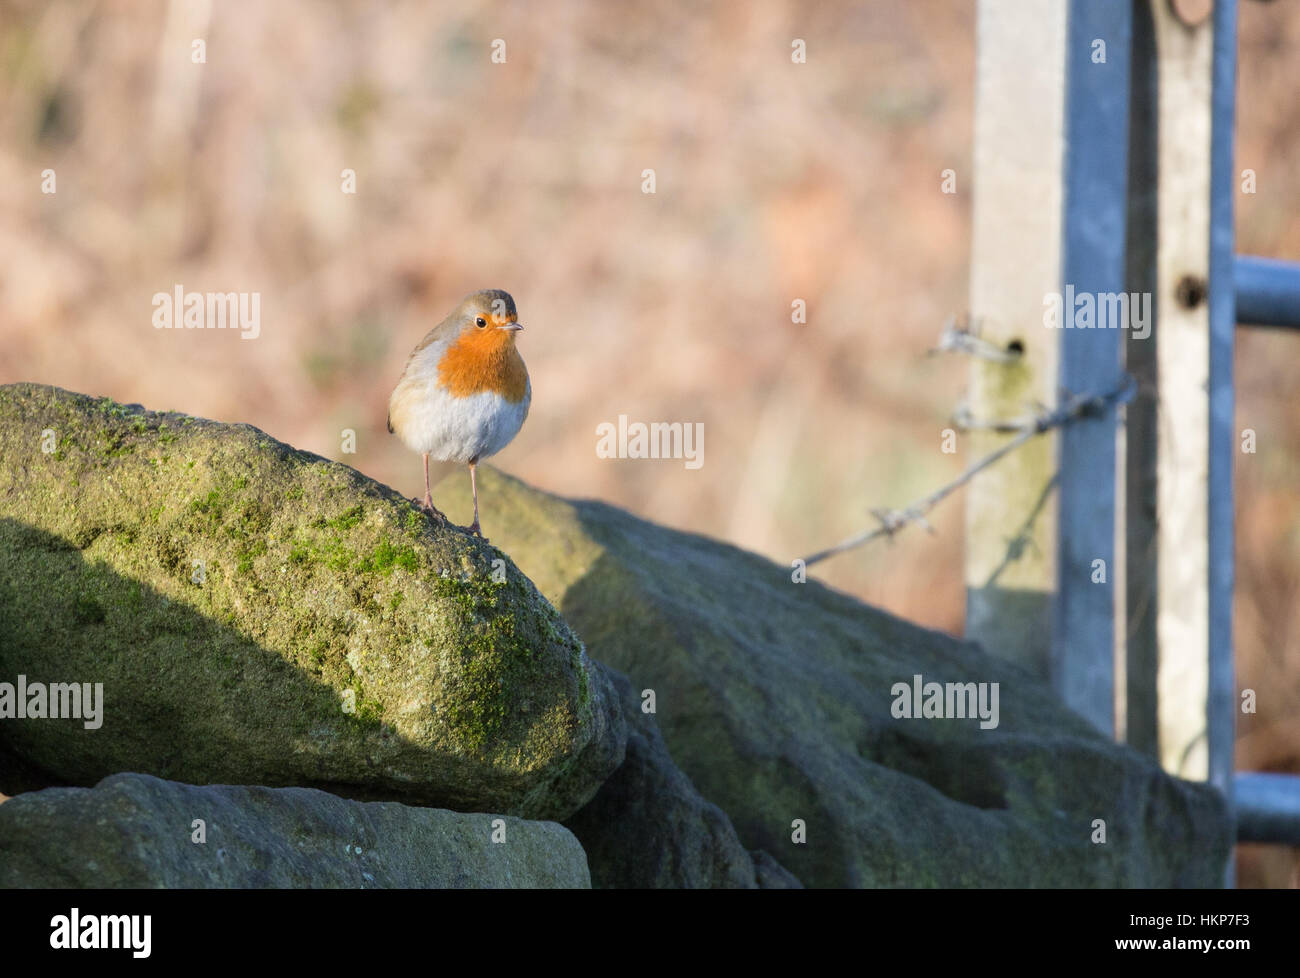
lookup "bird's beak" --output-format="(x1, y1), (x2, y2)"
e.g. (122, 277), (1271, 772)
(498, 322), (524, 332)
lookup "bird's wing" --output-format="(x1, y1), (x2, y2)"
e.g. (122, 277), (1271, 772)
(388, 311), (464, 436)
(408, 322), (451, 361)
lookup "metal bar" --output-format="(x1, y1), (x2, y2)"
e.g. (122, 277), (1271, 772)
(1123, 0), (1160, 762)
(1208, 0), (1238, 806)
(1054, 0), (1131, 736)
(1235, 255), (1300, 329)
(1234, 773), (1300, 845)
(1208, 0), (1240, 889)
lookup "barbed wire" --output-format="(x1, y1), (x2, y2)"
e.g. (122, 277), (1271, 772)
(928, 314), (1023, 363)
(799, 327), (1136, 567)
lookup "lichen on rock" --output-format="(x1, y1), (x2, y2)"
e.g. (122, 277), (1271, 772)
(438, 466), (1233, 888)
(0, 773), (592, 888)
(0, 383), (624, 820)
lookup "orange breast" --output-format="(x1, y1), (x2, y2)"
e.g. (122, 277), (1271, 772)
(436, 328), (528, 403)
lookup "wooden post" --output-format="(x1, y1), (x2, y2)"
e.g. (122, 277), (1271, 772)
(965, 0), (1067, 678)
(1150, 0), (1217, 781)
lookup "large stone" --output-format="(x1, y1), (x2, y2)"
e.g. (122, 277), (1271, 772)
(439, 467), (1233, 887)
(565, 665), (801, 888)
(0, 773), (590, 887)
(0, 384), (624, 820)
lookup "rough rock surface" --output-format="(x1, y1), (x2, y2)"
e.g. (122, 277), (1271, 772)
(565, 665), (801, 888)
(0, 773), (591, 888)
(0, 384), (624, 820)
(439, 467), (1233, 888)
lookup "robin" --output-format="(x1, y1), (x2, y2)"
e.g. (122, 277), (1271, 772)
(387, 289), (530, 539)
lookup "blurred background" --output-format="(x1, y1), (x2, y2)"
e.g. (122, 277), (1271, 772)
(0, 0), (1294, 886)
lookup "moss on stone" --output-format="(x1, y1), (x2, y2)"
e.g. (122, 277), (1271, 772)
(0, 383), (623, 819)
(438, 466), (1232, 889)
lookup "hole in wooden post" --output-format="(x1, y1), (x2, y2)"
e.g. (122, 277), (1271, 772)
(1175, 275), (1207, 310)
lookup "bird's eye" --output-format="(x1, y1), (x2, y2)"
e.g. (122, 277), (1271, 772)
(475, 317), (487, 328)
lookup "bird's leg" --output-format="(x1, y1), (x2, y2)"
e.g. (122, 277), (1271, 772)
(467, 461), (486, 540)
(420, 453), (446, 521)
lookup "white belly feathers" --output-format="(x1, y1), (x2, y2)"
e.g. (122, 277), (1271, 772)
(393, 371), (531, 463)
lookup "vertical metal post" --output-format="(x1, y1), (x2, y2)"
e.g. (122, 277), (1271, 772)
(1207, 0), (1238, 814)
(1124, 0), (1160, 760)
(1055, 0), (1131, 735)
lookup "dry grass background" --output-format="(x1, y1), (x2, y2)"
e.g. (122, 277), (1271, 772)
(0, 0), (1294, 886)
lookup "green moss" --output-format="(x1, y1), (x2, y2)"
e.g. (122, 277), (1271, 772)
(425, 570), (582, 753)
(403, 508), (425, 538)
(359, 540), (417, 576)
(280, 528), (357, 573)
(155, 536), (186, 574)
(190, 490), (225, 522)
(307, 641), (328, 667)
(0, 383), (608, 821)
(229, 501), (271, 541)
(99, 430), (136, 459)
(72, 594), (106, 625)
(572, 644), (591, 712)
(96, 397), (131, 419)
(442, 651), (509, 752)
(431, 571), (500, 612)
(324, 546), (353, 572)
(325, 504), (364, 531)
(343, 682), (384, 726)
(235, 538), (267, 576)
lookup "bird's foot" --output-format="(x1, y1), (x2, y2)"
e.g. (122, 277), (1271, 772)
(414, 497), (448, 523)
(466, 520), (488, 542)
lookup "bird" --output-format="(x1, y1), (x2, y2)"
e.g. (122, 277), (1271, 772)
(387, 289), (530, 540)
